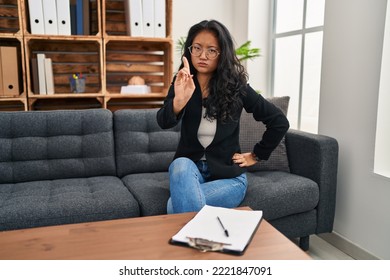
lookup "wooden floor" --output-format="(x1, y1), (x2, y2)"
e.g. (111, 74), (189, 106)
(300, 235), (354, 260)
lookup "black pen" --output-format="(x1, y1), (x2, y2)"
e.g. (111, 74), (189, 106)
(217, 216), (229, 237)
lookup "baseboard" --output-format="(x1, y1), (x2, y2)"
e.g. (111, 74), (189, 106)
(318, 232), (380, 260)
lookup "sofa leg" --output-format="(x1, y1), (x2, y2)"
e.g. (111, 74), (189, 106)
(299, 236), (310, 251)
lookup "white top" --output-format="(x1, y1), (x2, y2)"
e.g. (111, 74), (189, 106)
(197, 107), (217, 150)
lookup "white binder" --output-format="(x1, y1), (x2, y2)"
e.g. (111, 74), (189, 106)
(154, 0), (165, 38)
(37, 54), (47, 95)
(56, 0), (71, 35)
(42, 0), (58, 35)
(142, 0), (155, 37)
(124, 0), (144, 36)
(28, 0), (45, 34)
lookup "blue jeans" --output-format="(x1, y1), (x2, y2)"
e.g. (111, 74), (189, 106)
(167, 157), (248, 214)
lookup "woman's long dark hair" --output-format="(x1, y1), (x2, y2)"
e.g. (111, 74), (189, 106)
(180, 20), (248, 123)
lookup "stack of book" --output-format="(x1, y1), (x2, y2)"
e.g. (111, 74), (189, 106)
(31, 54), (55, 95)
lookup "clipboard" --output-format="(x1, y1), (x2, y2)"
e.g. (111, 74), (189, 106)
(169, 205), (263, 255)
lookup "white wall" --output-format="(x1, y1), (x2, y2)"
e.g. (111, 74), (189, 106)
(172, 0), (270, 94)
(246, 0), (272, 94)
(320, 0), (390, 259)
(172, 0), (236, 71)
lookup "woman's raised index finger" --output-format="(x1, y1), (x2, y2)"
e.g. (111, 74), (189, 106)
(182, 56), (190, 70)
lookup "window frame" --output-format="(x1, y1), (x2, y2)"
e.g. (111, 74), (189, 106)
(270, 0), (324, 131)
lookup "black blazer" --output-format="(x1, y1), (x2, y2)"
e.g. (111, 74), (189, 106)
(156, 78), (289, 180)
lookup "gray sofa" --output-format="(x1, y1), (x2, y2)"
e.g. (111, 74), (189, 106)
(0, 107), (338, 251)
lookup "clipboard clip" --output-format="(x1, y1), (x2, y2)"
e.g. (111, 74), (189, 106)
(187, 237), (231, 252)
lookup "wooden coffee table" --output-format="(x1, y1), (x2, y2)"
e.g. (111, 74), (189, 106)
(0, 209), (310, 260)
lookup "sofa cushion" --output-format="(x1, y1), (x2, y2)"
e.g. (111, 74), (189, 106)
(114, 109), (180, 177)
(0, 109), (116, 184)
(240, 171), (319, 220)
(240, 96), (290, 172)
(0, 176), (140, 231)
(121, 172), (170, 216)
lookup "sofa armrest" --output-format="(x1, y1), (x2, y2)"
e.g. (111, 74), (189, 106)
(285, 129), (339, 234)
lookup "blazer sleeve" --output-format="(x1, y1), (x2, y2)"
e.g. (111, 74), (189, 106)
(156, 78), (185, 129)
(242, 85), (290, 160)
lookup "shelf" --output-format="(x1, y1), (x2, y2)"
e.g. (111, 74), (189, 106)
(0, 98), (27, 110)
(105, 97), (164, 111)
(1, 0), (173, 111)
(104, 38), (173, 96)
(102, 0), (127, 37)
(21, 0), (101, 37)
(0, 36), (27, 108)
(25, 37), (103, 96)
(102, 0), (172, 38)
(0, 0), (23, 36)
(29, 96), (104, 111)
(102, 0), (173, 109)
(28, 93), (104, 98)
(107, 92), (166, 99)
(103, 35), (173, 43)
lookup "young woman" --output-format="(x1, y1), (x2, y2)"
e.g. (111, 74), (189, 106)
(157, 20), (289, 214)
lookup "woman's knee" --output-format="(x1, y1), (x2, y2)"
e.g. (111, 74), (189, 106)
(169, 157), (196, 174)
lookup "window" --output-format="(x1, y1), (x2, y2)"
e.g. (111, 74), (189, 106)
(271, 0), (325, 133)
(374, 0), (390, 178)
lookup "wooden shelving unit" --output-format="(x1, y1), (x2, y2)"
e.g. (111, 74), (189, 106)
(102, 0), (173, 110)
(24, 36), (104, 110)
(103, 37), (172, 110)
(0, 0), (27, 111)
(0, 0), (173, 111)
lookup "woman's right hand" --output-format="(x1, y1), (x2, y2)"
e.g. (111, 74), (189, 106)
(232, 153), (259, 167)
(173, 57), (195, 114)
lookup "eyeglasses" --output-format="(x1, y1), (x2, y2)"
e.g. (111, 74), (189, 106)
(188, 44), (220, 60)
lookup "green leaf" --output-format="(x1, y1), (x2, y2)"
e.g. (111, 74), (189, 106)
(235, 41), (261, 61)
